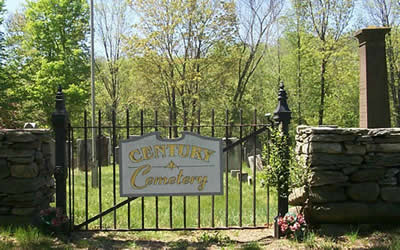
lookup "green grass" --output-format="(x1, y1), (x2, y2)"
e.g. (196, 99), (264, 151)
(240, 241), (262, 250)
(345, 227), (359, 244)
(68, 165), (277, 230)
(0, 226), (55, 250)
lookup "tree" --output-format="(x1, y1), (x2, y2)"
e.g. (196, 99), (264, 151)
(304, 0), (355, 125)
(10, 0), (90, 126)
(232, 0), (284, 117)
(128, 0), (236, 133)
(95, 0), (131, 113)
(0, 0), (14, 128)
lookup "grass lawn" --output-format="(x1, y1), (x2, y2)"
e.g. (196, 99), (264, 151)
(69, 165), (277, 230)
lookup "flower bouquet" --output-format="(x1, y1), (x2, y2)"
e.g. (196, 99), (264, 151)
(277, 212), (307, 240)
(39, 207), (69, 234)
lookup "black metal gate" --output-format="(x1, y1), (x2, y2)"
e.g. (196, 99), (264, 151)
(52, 84), (292, 233)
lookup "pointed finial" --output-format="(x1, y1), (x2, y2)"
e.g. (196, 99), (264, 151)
(55, 85), (66, 113)
(273, 81), (291, 124)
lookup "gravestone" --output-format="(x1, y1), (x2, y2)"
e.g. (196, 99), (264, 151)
(247, 154), (264, 172)
(244, 136), (262, 157)
(231, 170), (240, 178)
(76, 139), (93, 171)
(222, 137), (241, 172)
(238, 172), (248, 183)
(115, 146), (120, 164)
(23, 123), (37, 129)
(77, 136), (111, 171)
(96, 135), (111, 166)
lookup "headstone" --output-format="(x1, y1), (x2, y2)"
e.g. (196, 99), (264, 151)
(76, 139), (93, 171)
(115, 146), (120, 164)
(244, 136), (262, 157)
(23, 123), (37, 129)
(238, 172), (248, 183)
(222, 137), (241, 172)
(96, 135), (111, 166)
(247, 154), (264, 172)
(77, 136), (111, 170)
(231, 170), (240, 178)
(247, 175), (253, 185)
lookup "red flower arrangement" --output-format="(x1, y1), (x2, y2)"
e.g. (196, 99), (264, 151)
(39, 207), (69, 232)
(277, 212), (307, 240)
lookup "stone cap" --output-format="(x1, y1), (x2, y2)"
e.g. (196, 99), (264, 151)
(297, 125), (400, 136)
(355, 26), (391, 44)
(0, 129), (51, 134)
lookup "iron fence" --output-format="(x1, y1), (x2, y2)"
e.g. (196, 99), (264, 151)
(66, 108), (275, 231)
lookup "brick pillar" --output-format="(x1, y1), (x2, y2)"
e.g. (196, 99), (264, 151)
(355, 27), (391, 128)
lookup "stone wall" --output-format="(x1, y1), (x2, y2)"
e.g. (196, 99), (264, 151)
(291, 126), (400, 224)
(0, 129), (55, 225)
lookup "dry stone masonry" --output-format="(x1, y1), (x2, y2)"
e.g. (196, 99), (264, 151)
(0, 129), (54, 225)
(291, 126), (400, 224)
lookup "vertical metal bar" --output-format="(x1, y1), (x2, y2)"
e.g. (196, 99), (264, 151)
(84, 111), (89, 230)
(197, 108), (201, 228)
(71, 127), (75, 226)
(267, 125), (270, 226)
(211, 109), (215, 228)
(183, 111), (187, 229)
(140, 110), (145, 229)
(225, 109), (229, 227)
(253, 109), (257, 227)
(183, 195), (186, 228)
(98, 110), (102, 229)
(267, 185), (270, 226)
(154, 110), (159, 229)
(112, 109), (117, 229)
(169, 109), (173, 228)
(68, 124), (72, 231)
(239, 110), (243, 227)
(126, 109), (131, 229)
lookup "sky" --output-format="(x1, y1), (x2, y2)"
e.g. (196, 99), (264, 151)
(5, 0), (25, 14)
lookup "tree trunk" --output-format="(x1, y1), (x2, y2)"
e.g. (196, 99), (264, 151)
(171, 86), (178, 138)
(318, 57), (327, 125)
(296, 18), (302, 125)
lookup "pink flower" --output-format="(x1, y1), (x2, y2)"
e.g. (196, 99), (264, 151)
(277, 217), (284, 226)
(51, 218), (59, 226)
(280, 222), (288, 233)
(284, 214), (295, 224)
(297, 214), (305, 225)
(290, 222), (301, 232)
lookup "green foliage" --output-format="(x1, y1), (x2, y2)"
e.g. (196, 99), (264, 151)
(240, 241), (262, 250)
(3, 0), (90, 127)
(261, 128), (309, 196)
(197, 232), (231, 247)
(168, 239), (190, 250)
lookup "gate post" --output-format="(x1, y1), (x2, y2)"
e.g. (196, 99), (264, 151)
(273, 82), (291, 238)
(51, 86), (69, 215)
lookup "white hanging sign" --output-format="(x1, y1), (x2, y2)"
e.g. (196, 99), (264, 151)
(119, 132), (223, 197)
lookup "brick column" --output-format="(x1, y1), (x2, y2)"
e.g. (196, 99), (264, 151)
(355, 27), (391, 128)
